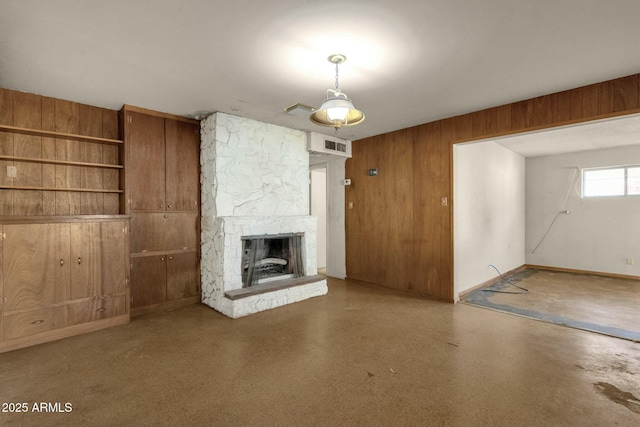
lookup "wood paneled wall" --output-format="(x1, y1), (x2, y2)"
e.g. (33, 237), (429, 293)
(0, 88), (119, 216)
(346, 73), (640, 302)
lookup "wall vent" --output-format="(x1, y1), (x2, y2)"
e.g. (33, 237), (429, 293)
(307, 132), (352, 158)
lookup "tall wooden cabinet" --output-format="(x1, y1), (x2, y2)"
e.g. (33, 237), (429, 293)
(121, 106), (200, 315)
(0, 85), (130, 353)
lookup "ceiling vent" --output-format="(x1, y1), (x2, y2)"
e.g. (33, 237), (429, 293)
(307, 132), (352, 158)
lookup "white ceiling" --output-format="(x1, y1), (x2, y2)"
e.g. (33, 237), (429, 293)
(1, 0), (640, 147)
(491, 113), (640, 157)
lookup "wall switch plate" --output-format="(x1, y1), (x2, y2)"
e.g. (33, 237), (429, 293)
(348, 201), (354, 209)
(368, 168), (378, 176)
(7, 165), (17, 178)
(627, 257), (634, 265)
(342, 178), (351, 185)
(441, 197), (448, 206)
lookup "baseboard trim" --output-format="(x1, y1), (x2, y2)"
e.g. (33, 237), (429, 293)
(131, 297), (201, 317)
(0, 315), (129, 353)
(525, 264), (640, 281)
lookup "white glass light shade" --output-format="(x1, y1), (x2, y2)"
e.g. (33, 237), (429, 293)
(324, 98), (352, 121)
(310, 92), (365, 129)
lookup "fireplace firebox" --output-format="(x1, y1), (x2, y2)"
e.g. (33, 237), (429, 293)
(241, 233), (305, 287)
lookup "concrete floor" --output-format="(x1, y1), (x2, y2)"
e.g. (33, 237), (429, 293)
(464, 268), (640, 340)
(1, 277), (639, 426)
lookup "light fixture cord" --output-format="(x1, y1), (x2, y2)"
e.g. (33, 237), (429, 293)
(335, 62), (340, 91)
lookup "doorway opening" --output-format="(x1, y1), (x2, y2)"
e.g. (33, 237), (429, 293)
(310, 165), (327, 273)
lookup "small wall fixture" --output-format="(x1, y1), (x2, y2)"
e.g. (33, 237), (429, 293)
(310, 54), (365, 131)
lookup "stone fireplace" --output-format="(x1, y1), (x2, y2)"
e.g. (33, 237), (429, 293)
(200, 113), (327, 318)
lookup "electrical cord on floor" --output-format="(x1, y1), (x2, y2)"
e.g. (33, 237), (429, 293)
(482, 264), (529, 294)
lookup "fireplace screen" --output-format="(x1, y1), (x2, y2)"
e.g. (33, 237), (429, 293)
(241, 233), (305, 287)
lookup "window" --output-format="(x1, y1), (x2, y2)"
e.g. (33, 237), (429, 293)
(583, 166), (640, 197)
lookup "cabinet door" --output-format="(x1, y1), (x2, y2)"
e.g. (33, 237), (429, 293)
(3, 224), (70, 310)
(163, 212), (199, 251)
(127, 112), (166, 211)
(165, 119), (199, 212)
(130, 213), (157, 253)
(70, 221), (128, 299)
(69, 222), (95, 299)
(131, 256), (166, 308)
(131, 212), (198, 253)
(166, 252), (200, 301)
(98, 221), (128, 295)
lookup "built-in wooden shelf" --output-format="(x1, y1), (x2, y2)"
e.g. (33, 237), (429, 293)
(0, 185), (123, 193)
(0, 214), (130, 224)
(0, 124), (123, 145)
(225, 274), (325, 300)
(0, 155), (123, 169)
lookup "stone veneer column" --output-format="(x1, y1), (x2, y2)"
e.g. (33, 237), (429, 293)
(200, 112), (327, 318)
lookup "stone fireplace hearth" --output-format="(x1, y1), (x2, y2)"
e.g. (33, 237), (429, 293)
(200, 113), (327, 318)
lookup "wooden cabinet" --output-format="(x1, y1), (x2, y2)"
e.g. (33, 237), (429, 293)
(3, 223), (70, 311)
(130, 212), (198, 253)
(69, 221), (128, 299)
(122, 106), (200, 314)
(164, 119), (200, 212)
(126, 112), (166, 211)
(131, 256), (167, 307)
(0, 217), (130, 353)
(125, 111), (199, 213)
(166, 252), (199, 301)
(0, 89), (129, 353)
(130, 252), (199, 308)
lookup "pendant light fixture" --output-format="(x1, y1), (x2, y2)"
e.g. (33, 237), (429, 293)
(310, 54), (365, 131)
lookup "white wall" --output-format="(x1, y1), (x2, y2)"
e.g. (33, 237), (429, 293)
(310, 166), (327, 268)
(525, 145), (640, 276)
(310, 155), (347, 279)
(454, 141), (526, 300)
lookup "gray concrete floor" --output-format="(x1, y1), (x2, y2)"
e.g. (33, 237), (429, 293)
(464, 268), (640, 340)
(1, 277), (639, 426)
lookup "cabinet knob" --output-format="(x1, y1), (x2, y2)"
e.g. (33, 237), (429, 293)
(168, 256), (173, 260)
(164, 214), (168, 219)
(161, 257), (165, 261)
(31, 319), (45, 325)
(96, 307), (106, 313)
(167, 204), (172, 209)
(160, 204), (164, 209)
(78, 257), (82, 264)
(60, 259), (64, 267)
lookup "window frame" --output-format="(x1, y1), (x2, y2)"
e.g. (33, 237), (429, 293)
(582, 165), (640, 198)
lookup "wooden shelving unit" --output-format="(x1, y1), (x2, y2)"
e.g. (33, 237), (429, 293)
(0, 118), (124, 215)
(0, 88), (130, 353)
(0, 124), (123, 145)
